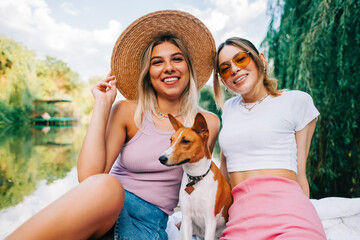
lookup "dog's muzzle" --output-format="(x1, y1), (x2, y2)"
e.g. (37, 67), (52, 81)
(159, 155), (168, 165)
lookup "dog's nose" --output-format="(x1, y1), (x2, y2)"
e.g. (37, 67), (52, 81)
(159, 155), (168, 165)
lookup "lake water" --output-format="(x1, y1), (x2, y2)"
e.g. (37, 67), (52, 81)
(0, 124), (86, 238)
(0, 123), (221, 238)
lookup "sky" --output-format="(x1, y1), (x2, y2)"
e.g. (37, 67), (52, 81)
(0, 0), (270, 83)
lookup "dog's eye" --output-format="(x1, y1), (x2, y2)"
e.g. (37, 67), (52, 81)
(181, 139), (190, 144)
(170, 138), (173, 143)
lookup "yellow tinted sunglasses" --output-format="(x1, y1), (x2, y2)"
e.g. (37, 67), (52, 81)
(218, 51), (250, 79)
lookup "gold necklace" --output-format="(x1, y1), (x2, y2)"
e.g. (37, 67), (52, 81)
(240, 93), (269, 111)
(156, 110), (182, 118)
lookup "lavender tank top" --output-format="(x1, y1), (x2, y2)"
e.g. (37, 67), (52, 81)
(110, 113), (183, 215)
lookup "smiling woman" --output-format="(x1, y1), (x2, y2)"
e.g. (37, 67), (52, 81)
(6, 10), (220, 240)
(213, 37), (326, 239)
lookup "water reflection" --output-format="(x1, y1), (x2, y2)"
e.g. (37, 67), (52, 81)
(0, 168), (78, 238)
(0, 124), (86, 238)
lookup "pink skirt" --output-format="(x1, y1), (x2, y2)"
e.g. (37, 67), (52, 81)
(221, 176), (326, 240)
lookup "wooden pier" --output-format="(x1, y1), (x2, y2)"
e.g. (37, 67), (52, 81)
(32, 99), (80, 126)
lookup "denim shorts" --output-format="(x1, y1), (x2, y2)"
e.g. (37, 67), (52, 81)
(114, 190), (169, 240)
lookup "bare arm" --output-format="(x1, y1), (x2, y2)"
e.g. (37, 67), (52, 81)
(220, 151), (230, 183)
(77, 75), (127, 182)
(295, 118), (317, 197)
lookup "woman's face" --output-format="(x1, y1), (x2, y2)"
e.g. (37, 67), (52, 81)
(218, 45), (264, 97)
(149, 41), (190, 100)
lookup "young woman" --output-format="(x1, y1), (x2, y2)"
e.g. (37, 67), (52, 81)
(7, 10), (219, 240)
(213, 37), (326, 239)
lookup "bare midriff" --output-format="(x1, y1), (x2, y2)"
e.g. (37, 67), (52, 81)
(229, 169), (297, 189)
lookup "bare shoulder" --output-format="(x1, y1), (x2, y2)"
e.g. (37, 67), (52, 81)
(199, 110), (220, 151)
(199, 110), (220, 133)
(110, 100), (137, 123)
(112, 100), (137, 114)
(113, 99), (137, 111)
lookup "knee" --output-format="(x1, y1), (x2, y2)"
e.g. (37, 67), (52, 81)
(83, 174), (125, 212)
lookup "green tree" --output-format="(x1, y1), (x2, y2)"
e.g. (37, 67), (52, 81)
(0, 36), (85, 124)
(0, 36), (38, 123)
(262, 0), (360, 197)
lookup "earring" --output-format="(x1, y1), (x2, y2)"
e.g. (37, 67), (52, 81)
(225, 86), (230, 93)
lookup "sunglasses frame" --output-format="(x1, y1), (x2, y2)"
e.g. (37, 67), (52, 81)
(217, 51), (251, 79)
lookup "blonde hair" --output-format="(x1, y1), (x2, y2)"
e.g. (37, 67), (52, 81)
(134, 35), (199, 129)
(213, 37), (282, 108)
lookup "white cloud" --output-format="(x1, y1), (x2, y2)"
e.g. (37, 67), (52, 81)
(60, 2), (78, 16)
(178, 0), (268, 48)
(0, 0), (48, 33)
(93, 20), (123, 45)
(0, 0), (122, 81)
(0, 0), (269, 82)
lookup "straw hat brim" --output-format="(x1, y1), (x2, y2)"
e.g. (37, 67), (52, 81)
(111, 10), (215, 100)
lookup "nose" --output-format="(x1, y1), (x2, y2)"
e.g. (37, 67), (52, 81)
(230, 62), (240, 76)
(159, 155), (168, 165)
(164, 61), (175, 73)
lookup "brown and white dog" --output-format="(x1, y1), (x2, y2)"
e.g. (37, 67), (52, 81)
(159, 113), (233, 240)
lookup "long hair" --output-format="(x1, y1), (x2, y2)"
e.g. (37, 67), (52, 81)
(213, 37), (282, 108)
(134, 35), (199, 129)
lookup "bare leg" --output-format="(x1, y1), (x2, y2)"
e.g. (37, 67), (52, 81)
(6, 174), (125, 240)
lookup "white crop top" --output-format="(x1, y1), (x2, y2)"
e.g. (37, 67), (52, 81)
(219, 90), (319, 173)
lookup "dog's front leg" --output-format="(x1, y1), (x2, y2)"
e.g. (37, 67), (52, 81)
(204, 218), (217, 240)
(180, 213), (193, 240)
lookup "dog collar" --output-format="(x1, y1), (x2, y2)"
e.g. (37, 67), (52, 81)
(185, 163), (212, 194)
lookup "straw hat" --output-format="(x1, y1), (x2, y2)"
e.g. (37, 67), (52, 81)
(111, 10), (215, 100)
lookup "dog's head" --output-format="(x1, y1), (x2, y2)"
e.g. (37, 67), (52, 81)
(159, 113), (211, 166)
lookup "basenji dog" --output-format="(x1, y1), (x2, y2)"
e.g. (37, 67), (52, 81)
(159, 113), (233, 240)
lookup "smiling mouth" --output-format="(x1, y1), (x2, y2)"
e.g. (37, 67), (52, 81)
(234, 74), (248, 84)
(162, 77), (179, 83)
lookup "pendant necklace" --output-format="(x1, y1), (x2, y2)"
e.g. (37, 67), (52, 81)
(240, 93), (269, 111)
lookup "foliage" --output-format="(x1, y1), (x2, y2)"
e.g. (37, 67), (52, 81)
(0, 36), (96, 209)
(0, 37), (35, 116)
(262, 0), (360, 198)
(0, 50), (12, 74)
(0, 36), (84, 124)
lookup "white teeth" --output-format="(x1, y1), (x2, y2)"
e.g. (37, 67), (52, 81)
(234, 74), (247, 83)
(164, 77), (179, 82)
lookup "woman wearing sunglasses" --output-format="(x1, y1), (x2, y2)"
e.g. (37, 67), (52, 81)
(213, 37), (326, 239)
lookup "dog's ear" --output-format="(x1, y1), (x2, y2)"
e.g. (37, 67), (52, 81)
(168, 114), (184, 131)
(192, 113), (208, 135)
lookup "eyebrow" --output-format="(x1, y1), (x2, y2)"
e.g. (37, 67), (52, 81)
(219, 61), (231, 67)
(150, 52), (184, 61)
(219, 53), (238, 67)
(219, 51), (249, 67)
(219, 59), (232, 68)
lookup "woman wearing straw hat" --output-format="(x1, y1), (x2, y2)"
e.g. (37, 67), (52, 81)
(7, 10), (219, 240)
